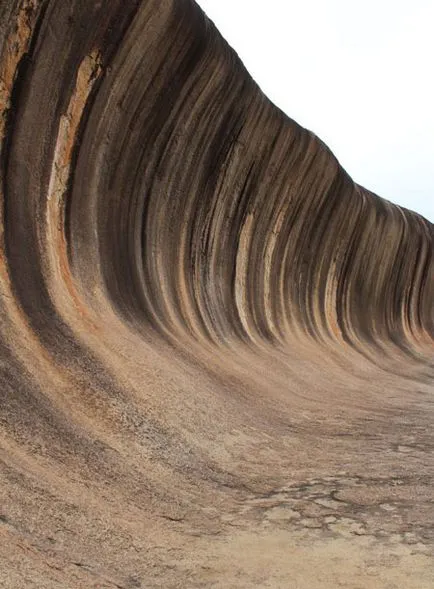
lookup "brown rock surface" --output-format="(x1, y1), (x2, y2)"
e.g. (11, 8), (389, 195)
(0, 1), (433, 587)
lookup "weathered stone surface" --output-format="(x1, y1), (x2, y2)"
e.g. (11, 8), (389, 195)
(0, 1), (433, 587)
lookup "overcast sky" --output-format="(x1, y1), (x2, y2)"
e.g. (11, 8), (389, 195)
(197, 0), (434, 222)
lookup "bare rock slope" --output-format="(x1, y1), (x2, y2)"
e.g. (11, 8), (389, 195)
(0, 1), (433, 587)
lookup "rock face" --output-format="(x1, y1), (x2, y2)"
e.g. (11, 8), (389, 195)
(0, 1), (433, 588)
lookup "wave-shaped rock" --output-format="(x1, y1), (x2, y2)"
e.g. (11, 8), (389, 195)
(0, 1), (433, 587)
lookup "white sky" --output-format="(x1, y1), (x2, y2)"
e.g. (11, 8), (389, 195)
(197, 0), (434, 221)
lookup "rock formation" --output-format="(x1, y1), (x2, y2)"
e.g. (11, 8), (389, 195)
(0, 1), (433, 587)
